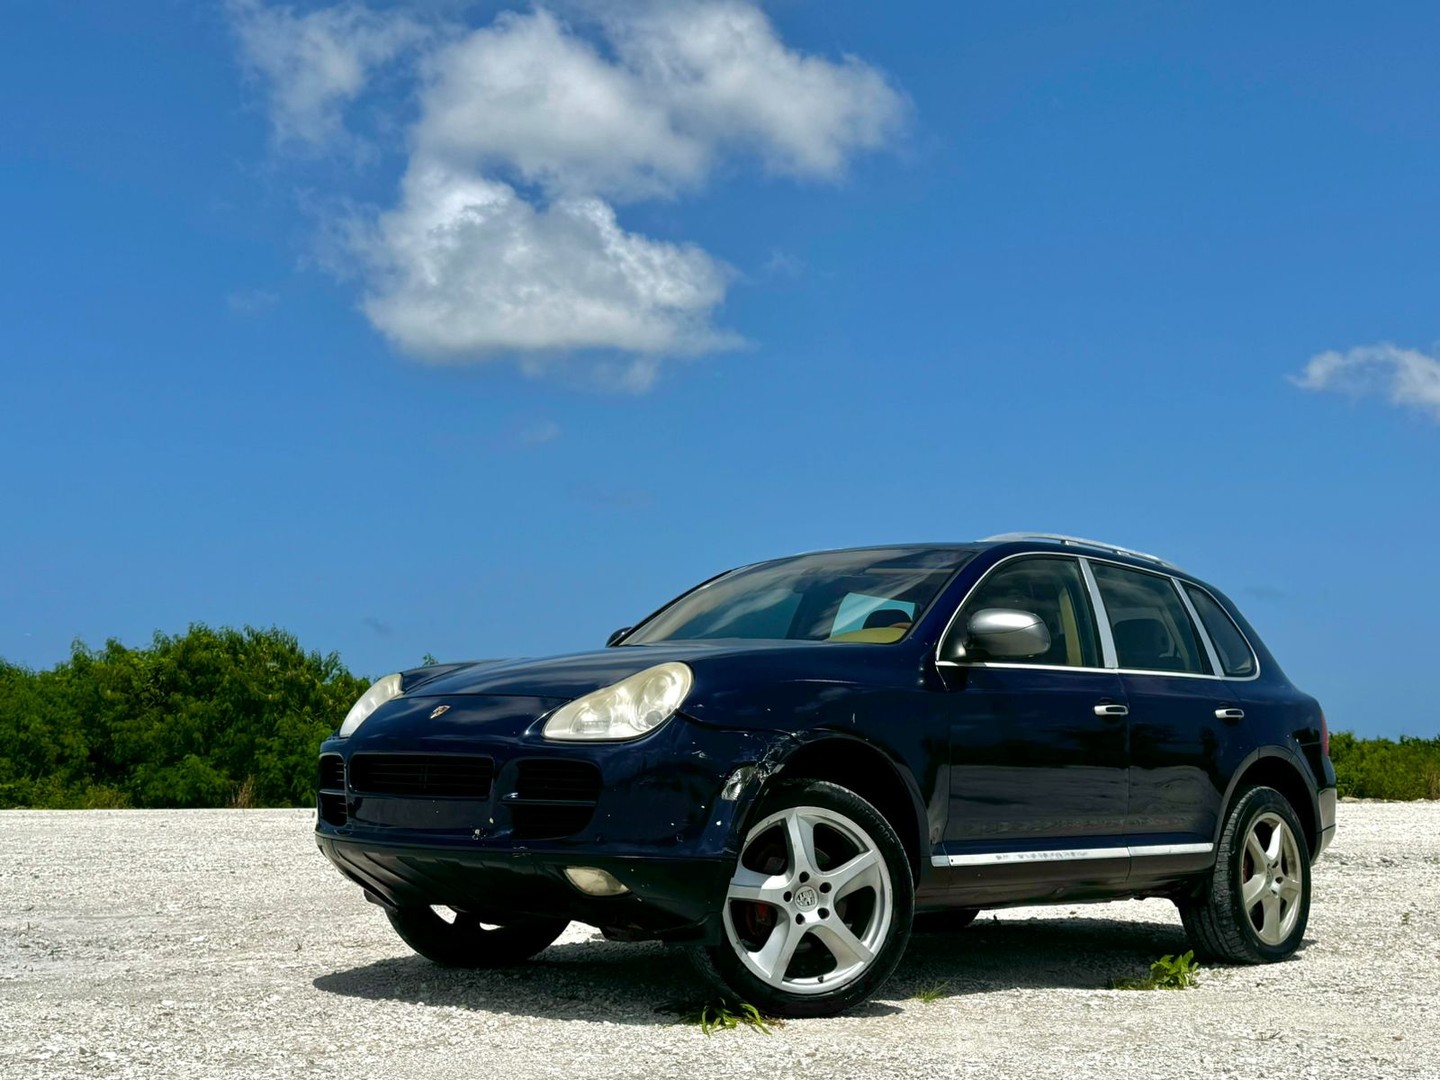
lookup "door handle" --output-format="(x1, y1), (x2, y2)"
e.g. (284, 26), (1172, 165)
(1094, 704), (1129, 717)
(1215, 708), (1245, 721)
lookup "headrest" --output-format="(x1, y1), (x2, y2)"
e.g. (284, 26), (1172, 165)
(1113, 617), (1174, 661)
(862, 608), (911, 630)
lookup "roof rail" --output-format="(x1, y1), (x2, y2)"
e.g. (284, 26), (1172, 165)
(981, 533), (1179, 570)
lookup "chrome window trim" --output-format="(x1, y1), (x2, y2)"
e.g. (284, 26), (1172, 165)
(1174, 577), (1224, 677)
(1180, 581), (1263, 681)
(1083, 555), (1260, 681)
(960, 661), (1260, 682)
(981, 532), (1179, 569)
(958, 662), (1221, 680)
(930, 841), (1213, 868)
(1078, 557), (1117, 668)
(934, 551), (1104, 671)
(1086, 557), (1211, 678)
(935, 548), (1262, 682)
(955, 661), (1111, 675)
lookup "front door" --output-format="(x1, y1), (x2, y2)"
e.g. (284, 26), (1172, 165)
(938, 556), (1130, 886)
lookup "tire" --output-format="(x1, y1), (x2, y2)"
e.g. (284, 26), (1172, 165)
(913, 907), (980, 933)
(1178, 785), (1311, 964)
(385, 906), (569, 968)
(689, 779), (914, 1018)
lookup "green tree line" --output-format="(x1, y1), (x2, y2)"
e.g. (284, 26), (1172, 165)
(0, 625), (366, 809)
(1328, 731), (1440, 801)
(1, 624), (1436, 808)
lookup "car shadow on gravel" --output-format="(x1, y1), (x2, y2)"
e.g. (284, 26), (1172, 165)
(313, 914), (1192, 1022)
(887, 913), (1193, 1003)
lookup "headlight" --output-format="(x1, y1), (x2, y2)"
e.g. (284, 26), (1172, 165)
(542, 662), (693, 741)
(338, 673), (404, 737)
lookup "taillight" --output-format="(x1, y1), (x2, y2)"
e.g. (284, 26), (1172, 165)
(1319, 709), (1330, 757)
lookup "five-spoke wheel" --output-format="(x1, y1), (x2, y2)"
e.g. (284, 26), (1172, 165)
(1239, 810), (1304, 945)
(691, 779), (913, 1018)
(1179, 785), (1311, 963)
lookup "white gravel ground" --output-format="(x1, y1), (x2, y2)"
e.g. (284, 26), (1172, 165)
(2, 802), (1437, 1080)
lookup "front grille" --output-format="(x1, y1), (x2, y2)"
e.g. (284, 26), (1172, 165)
(514, 759), (603, 802)
(349, 754), (494, 798)
(508, 759), (603, 839)
(318, 755), (345, 792)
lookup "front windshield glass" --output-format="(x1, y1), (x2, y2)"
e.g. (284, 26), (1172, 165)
(624, 548), (976, 645)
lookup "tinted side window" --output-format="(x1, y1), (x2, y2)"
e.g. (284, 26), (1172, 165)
(958, 557), (1100, 667)
(1184, 585), (1257, 677)
(1091, 563), (1211, 675)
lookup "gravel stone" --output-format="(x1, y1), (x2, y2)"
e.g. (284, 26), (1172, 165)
(1, 802), (1436, 1079)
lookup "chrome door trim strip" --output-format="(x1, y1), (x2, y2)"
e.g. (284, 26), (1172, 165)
(1128, 842), (1214, 858)
(930, 841), (1213, 868)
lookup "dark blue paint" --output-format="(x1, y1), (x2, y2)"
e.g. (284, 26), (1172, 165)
(316, 538), (1336, 942)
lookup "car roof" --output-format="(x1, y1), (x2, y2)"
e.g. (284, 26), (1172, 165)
(767, 534), (1188, 577)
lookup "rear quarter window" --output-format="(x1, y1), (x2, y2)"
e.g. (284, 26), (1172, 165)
(1184, 584), (1257, 677)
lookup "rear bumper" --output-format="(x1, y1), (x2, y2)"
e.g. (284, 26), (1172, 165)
(1316, 786), (1337, 857)
(317, 832), (731, 943)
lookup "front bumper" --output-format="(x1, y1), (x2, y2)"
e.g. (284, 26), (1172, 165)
(318, 833), (731, 942)
(315, 695), (783, 943)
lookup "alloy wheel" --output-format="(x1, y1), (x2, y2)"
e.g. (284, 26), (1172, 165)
(1240, 811), (1304, 946)
(722, 804), (894, 995)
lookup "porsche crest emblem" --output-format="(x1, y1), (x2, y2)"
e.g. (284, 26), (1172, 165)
(429, 704), (451, 719)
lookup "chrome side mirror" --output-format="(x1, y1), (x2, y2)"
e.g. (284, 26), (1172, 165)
(945, 608), (1051, 661)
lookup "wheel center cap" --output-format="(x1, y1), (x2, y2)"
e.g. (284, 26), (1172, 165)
(794, 885), (819, 910)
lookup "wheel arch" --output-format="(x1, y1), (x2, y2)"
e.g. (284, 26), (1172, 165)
(760, 733), (929, 884)
(1217, 747), (1321, 858)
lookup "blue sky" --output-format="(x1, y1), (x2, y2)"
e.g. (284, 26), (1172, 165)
(2, 2), (1436, 738)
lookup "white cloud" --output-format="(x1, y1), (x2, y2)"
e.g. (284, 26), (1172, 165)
(229, 0), (425, 149)
(415, 9), (708, 201)
(229, 2), (905, 381)
(416, 4), (906, 201)
(357, 163), (737, 370)
(600, 2), (904, 182)
(1293, 343), (1440, 420)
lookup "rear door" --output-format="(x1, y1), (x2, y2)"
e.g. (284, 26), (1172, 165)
(1087, 560), (1236, 870)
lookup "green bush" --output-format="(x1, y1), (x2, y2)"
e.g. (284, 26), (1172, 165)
(1330, 731), (1440, 800)
(0, 626), (366, 810)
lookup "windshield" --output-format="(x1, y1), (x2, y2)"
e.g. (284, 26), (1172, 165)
(624, 548), (976, 646)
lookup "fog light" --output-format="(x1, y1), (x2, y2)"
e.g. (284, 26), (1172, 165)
(564, 866), (629, 897)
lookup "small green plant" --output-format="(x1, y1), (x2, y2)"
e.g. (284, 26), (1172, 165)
(911, 980), (951, 1003)
(677, 999), (779, 1035)
(1111, 950), (1200, 991)
(1401, 910), (1413, 925)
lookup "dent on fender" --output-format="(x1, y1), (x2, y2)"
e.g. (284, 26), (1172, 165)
(716, 731), (799, 804)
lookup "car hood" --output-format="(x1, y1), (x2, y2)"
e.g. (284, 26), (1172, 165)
(399, 639), (907, 702)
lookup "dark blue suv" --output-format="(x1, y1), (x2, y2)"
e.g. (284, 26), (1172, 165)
(315, 533), (1336, 1017)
